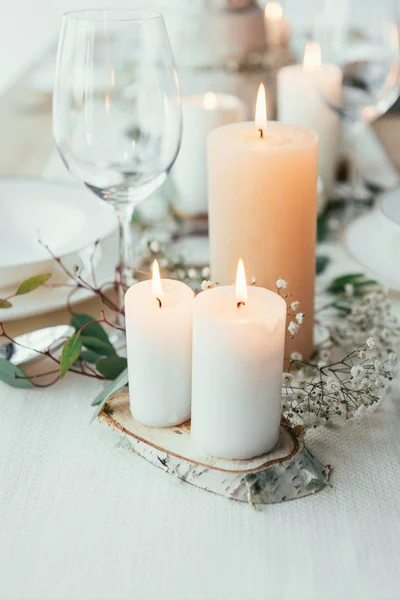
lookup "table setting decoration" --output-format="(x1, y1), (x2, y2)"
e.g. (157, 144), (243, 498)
(0, 235), (397, 506)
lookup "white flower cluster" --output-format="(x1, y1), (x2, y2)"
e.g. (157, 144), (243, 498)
(331, 290), (400, 355)
(282, 286), (399, 429)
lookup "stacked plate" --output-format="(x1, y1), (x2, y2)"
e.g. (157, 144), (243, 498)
(0, 178), (119, 321)
(344, 188), (400, 291)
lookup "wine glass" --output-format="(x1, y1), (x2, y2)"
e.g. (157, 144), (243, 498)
(53, 9), (182, 309)
(311, 0), (400, 202)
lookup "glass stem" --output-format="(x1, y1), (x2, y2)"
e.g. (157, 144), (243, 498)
(114, 203), (135, 323)
(345, 119), (371, 222)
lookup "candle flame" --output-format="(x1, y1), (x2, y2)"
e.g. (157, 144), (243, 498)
(236, 258), (248, 307)
(264, 0), (283, 21)
(303, 41), (322, 73)
(152, 259), (163, 306)
(203, 91), (218, 110)
(255, 83), (267, 137)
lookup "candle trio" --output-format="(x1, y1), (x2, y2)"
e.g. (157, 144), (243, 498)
(125, 257), (286, 460)
(124, 25), (343, 459)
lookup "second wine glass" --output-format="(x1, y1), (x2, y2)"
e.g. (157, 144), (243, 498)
(313, 0), (400, 201)
(53, 9), (182, 300)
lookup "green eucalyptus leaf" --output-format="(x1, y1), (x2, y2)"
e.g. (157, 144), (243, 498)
(96, 356), (127, 379)
(353, 279), (378, 288)
(327, 273), (364, 294)
(79, 349), (103, 364)
(90, 367), (129, 423)
(0, 299), (12, 309)
(70, 313), (112, 345)
(81, 336), (116, 356)
(0, 358), (33, 388)
(60, 333), (82, 377)
(16, 273), (51, 295)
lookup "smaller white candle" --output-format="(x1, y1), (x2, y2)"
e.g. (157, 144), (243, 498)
(172, 92), (246, 217)
(264, 1), (289, 48)
(125, 260), (194, 427)
(277, 41), (342, 196)
(191, 260), (287, 460)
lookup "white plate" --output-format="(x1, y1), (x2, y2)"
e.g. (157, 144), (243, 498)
(343, 208), (400, 291)
(0, 228), (119, 321)
(379, 187), (400, 233)
(0, 178), (117, 287)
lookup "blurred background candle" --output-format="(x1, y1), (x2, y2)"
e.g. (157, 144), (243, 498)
(277, 41), (342, 197)
(191, 259), (286, 460)
(208, 84), (318, 360)
(125, 260), (194, 427)
(172, 92), (246, 218)
(264, 0), (289, 48)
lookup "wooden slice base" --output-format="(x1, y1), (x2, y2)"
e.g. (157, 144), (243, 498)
(100, 393), (330, 505)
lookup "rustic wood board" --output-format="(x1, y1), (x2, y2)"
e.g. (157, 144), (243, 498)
(100, 393), (330, 505)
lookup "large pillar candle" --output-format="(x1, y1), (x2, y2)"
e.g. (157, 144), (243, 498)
(277, 41), (342, 197)
(191, 259), (286, 460)
(172, 92), (246, 217)
(125, 260), (194, 427)
(207, 85), (318, 360)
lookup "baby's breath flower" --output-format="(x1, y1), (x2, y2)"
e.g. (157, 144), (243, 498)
(295, 312), (305, 325)
(290, 301), (300, 311)
(345, 283), (355, 297)
(282, 373), (293, 386)
(351, 365), (366, 380)
(149, 240), (161, 254)
(201, 280), (213, 291)
(317, 361), (327, 369)
(366, 337), (375, 349)
(251, 276), (257, 285)
(290, 351), (303, 361)
(374, 359), (382, 373)
(288, 321), (299, 336)
(276, 277), (288, 290)
(201, 266), (211, 279)
(187, 268), (198, 280)
(326, 378), (340, 393)
(358, 350), (366, 360)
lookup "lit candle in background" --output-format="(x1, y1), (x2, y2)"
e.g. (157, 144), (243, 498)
(264, 0), (289, 47)
(125, 260), (194, 427)
(191, 259), (286, 460)
(277, 41), (343, 197)
(207, 84), (318, 360)
(172, 92), (247, 218)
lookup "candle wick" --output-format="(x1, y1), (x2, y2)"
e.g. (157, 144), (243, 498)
(156, 297), (162, 308)
(237, 301), (246, 309)
(258, 128), (264, 139)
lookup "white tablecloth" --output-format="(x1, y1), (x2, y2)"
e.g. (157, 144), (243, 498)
(1, 154), (400, 600)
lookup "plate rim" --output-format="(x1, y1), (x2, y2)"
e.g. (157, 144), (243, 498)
(0, 176), (117, 269)
(343, 210), (400, 291)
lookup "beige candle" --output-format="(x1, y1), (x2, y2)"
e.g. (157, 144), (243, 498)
(207, 84), (318, 360)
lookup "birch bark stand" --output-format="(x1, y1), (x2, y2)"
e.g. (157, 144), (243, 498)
(100, 393), (330, 505)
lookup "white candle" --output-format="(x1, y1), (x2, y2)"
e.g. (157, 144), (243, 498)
(172, 92), (246, 217)
(264, 1), (289, 48)
(191, 259), (286, 460)
(208, 84), (318, 361)
(125, 260), (194, 427)
(277, 41), (342, 197)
